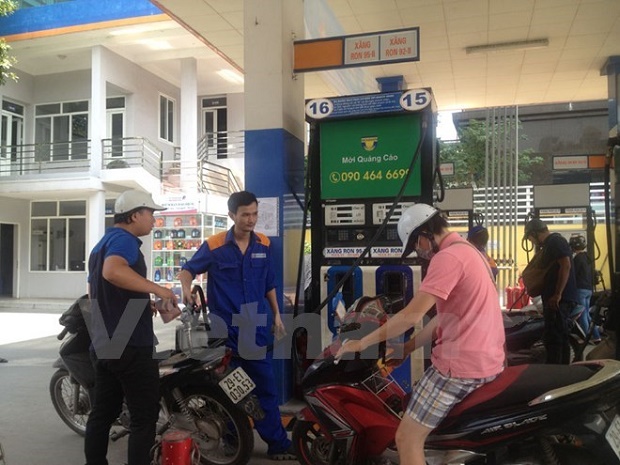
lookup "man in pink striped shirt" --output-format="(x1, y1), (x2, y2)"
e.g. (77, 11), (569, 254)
(337, 203), (505, 465)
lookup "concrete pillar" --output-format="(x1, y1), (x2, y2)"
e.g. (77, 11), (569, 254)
(87, 190), (106, 257)
(90, 46), (105, 177)
(180, 57), (198, 193)
(243, 0), (305, 403)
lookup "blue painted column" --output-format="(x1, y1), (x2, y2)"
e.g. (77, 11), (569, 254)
(243, 0), (305, 403)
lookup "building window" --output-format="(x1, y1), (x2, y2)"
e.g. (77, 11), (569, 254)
(201, 96), (228, 159)
(107, 97), (126, 157)
(34, 100), (89, 161)
(1, 100), (25, 165)
(105, 198), (115, 229)
(30, 200), (86, 272)
(159, 94), (175, 143)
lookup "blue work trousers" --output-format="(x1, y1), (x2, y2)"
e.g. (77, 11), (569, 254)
(231, 356), (291, 455)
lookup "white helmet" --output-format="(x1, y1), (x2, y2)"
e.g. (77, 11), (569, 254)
(397, 203), (438, 257)
(114, 190), (166, 214)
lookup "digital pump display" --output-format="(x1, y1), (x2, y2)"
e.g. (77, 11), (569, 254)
(319, 113), (422, 200)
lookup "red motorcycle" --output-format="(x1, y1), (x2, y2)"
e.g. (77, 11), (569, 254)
(292, 295), (620, 465)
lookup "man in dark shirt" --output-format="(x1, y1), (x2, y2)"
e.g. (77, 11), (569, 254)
(85, 189), (177, 465)
(524, 219), (579, 364)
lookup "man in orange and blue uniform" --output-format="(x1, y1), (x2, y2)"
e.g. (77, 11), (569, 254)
(178, 191), (295, 461)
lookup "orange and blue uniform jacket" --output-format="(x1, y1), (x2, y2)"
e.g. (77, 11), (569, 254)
(181, 227), (276, 352)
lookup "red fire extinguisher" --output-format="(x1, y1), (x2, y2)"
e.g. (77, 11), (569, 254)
(160, 430), (196, 465)
(513, 287), (525, 309)
(521, 289), (530, 308)
(505, 286), (514, 309)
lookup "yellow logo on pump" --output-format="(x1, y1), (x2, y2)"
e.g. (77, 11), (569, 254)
(361, 136), (378, 151)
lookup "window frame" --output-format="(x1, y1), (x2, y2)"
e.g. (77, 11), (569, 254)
(34, 99), (89, 162)
(159, 94), (175, 144)
(30, 200), (86, 272)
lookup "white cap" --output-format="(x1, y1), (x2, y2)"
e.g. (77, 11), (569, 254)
(114, 190), (165, 214)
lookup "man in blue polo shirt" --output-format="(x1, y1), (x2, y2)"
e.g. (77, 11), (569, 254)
(85, 190), (178, 465)
(178, 191), (294, 461)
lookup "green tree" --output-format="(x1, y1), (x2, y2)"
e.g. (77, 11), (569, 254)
(439, 119), (543, 188)
(0, 0), (17, 85)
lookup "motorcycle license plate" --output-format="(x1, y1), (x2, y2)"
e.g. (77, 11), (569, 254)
(606, 415), (620, 460)
(219, 367), (256, 404)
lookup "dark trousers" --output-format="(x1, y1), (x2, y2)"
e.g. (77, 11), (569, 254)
(543, 300), (575, 364)
(231, 356), (291, 455)
(84, 346), (159, 465)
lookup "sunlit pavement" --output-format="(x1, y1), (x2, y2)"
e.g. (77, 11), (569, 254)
(0, 306), (298, 465)
(0, 312), (62, 346)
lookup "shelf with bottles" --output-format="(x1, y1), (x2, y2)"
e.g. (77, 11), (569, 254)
(152, 238), (203, 252)
(151, 212), (228, 287)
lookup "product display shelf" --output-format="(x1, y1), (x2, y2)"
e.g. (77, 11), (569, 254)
(152, 212), (228, 290)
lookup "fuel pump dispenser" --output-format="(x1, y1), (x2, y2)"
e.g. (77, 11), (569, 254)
(530, 184), (597, 277)
(305, 89), (438, 389)
(519, 183), (599, 310)
(610, 141), (620, 359)
(437, 188), (475, 239)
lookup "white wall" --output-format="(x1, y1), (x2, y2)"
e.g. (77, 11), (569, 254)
(1, 69), (34, 105)
(22, 49), (182, 162)
(0, 196), (87, 298)
(33, 70), (91, 103)
(227, 92), (245, 132)
(100, 47), (180, 162)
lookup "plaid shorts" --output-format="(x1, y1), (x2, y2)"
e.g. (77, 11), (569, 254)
(405, 366), (499, 429)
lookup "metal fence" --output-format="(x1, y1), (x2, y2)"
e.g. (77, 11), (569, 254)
(197, 130), (245, 161)
(161, 141), (242, 197)
(0, 140), (91, 177)
(102, 137), (162, 178)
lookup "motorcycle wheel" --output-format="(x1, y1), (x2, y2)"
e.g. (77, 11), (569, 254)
(292, 420), (333, 465)
(49, 368), (90, 436)
(179, 387), (254, 465)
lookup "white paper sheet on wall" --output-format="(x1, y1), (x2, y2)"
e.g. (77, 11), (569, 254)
(256, 197), (279, 237)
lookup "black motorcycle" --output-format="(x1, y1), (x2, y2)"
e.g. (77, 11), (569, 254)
(50, 287), (263, 465)
(504, 290), (611, 365)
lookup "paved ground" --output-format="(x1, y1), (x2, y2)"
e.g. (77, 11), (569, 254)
(0, 304), (298, 465)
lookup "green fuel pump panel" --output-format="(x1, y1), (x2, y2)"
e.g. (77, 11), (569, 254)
(304, 89), (439, 389)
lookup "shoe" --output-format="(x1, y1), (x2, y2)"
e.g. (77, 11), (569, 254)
(268, 444), (297, 461)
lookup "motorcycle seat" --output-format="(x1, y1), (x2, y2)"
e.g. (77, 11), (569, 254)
(445, 363), (596, 419)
